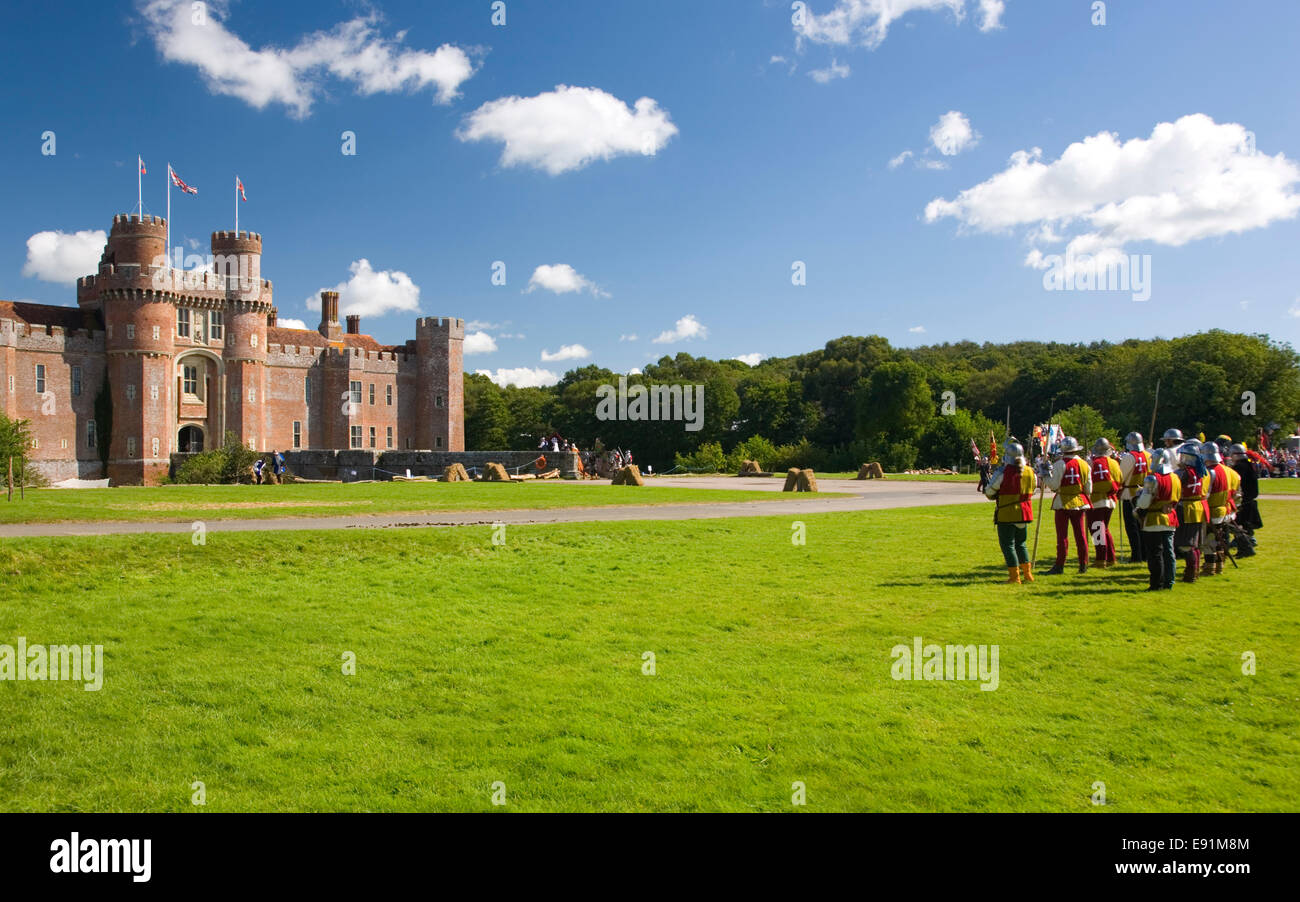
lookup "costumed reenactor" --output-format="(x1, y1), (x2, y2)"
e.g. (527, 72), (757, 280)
(1174, 440), (1209, 583)
(1201, 442), (1240, 576)
(983, 440), (1036, 584)
(1161, 428), (1185, 449)
(1135, 447), (1182, 591)
(1045, 436), (1092, 574)
(1228, 443), (1261, 556)
(1086, 438), (1123, 568)
(1118, 432), (1151, 564)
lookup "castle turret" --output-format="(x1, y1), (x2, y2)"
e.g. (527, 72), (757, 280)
(211, 230), (262, 302)
(104, 213), (168, 269)
(415, 317), (464, 451)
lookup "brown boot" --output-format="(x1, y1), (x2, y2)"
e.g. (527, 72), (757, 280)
(1182, 559), (1198, 583)
(1019, 562), (1034, 583)
(1006, 566), (1021, 584)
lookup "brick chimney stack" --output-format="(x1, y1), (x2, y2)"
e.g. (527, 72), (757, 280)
(267, 307), (278, 327)
(319, 291), (342, 341)
(346, 314), (360, 335)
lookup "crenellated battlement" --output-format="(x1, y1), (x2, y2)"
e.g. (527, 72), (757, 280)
(416, 316), (466, 338)
(111, 213), (167, 232)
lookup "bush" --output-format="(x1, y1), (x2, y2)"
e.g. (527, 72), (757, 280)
(673, 441), (727, 473)
(724, 435), (778, 472)
(173, 432), (263, 484)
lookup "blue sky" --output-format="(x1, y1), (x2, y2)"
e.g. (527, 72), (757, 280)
(2, 0), (1298, 386)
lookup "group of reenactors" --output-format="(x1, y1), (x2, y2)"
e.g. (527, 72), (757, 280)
(983, 430), (1262, 590)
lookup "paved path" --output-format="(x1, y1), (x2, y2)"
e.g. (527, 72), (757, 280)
(0, 479), (988, 538)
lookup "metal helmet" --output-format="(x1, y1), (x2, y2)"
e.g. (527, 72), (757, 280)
(1003, 441), (1025, 463)
(1059, 436), (1082, 455)
(1227, 442), (1248, 461)
(1162, 427), (1185, 446)
(1177, 440), (1202, 468)
(1149, 448), (1176, 475)
(1215, 435), (1232, 450)
(1091, 437), (1113, 456)
(1124, 431), (1145, 452)
(1201, 443), (1223, 466)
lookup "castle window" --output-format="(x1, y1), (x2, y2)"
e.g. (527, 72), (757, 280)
(151, 437), (160, 458)
(349, 381), (362, 408)
(72, 366), (83, 397)
(87, 421), (96, 449)
(151, 384), (159, 401)
(386, 385), (393, 406)
(386, 426), (393, 449)
(35, 365), (46, 394)
(369, 383), (375, 406)
(8, 375), (13, 392)
(177, 308), (190, 338)
(61, 438), (68, 450)
(210, 311), (224, 342)
(126, 384), (137, 401)
(304, 376), (312, 403)
(405, 438), (412, 449)
(293, 421), (301, 449)
(126, 324), (135, 340)
(127, 437), (137, 457)
(183, 365), (199, 396)
(436, 394), (444, 408)
(248, 387), (256, 403)
(250, 333), (258, 349)
(152, 325), (160, 341)
(368, 427), (376, 449)
(193, 312), (205, 344)
(350, 426), (362, 449)
(436, 436), (443, 448)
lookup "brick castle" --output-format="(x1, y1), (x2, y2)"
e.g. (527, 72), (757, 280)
(0, 213), (465, 485)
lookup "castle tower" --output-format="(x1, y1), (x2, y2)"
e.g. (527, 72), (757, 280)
(318, 290), (342, 342)
(214, 230), (270, 450)
(99, 214), (175, 485)
(415, 317), (464, 451)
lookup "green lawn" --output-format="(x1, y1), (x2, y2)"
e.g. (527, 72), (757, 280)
(1, 500), (1294, 812)
(0, 481), (803, 525)
(1258, 478), (1300, 494)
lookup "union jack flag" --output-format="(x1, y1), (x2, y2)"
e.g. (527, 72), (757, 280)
(169, 165), (198, 195)
(138, 156), (146, 175)
(236, 177), (247, 202)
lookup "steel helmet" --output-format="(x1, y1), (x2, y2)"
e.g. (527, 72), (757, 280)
(1059, 436), (1082, 455)
(1177, 440), (1202, 468)
(1003, 441), (1025, 463)
(1091, 437), (1113, 456)
(1149, 448), (1176, 475)
(1124, 431), (1145, 452)
(1215, 434), (1232, 449)
(1162, 427), (1185, 445)
(1201, 443), (1223, 466)
(1227, 442), (1248, 461)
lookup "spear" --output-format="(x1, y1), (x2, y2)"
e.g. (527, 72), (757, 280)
(1148, 377), (1161, 443)
(1030, 395), (1057, 568)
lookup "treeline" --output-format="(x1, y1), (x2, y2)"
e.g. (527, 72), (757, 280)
(463, 330), (1300, 472)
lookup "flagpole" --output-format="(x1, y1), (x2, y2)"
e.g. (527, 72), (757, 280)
(137, 157), (142, 217)
(166, 163), (171, 270)
(235, 175), (239, 232)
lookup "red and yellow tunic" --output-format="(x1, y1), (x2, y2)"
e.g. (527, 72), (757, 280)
(1206, 463), (1241, 523)
(1052, 456), (1092, 510)
(1179, 466), (1210, 525)
(1121, 449), (1151, 499)
(1140, 472), (1182, 530)
(991, 464), (1036, 523)
(1088, 455), (1123, 508)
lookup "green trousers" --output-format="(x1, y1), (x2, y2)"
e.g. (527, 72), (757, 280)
(997, 522), (1030, 567)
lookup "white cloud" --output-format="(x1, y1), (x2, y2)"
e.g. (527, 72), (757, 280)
(888, 150), (913, 169)
(138, 0), (477, 119)
(628, 367), (643, 376)
(466, 319), (502, 331)
(926, 114), (1300, 276)
(909, 325), (926, 333)
(476, 367), (559, 388)
(498, 332), (526, 340)
(930, 110), (980, 156)
(540, 344), (590, 362)
(619, 333), (638, 342)
(276, 317), (309, 330)
(732, 353), (765, 366)
(525, 264), (607, 297)
(652, 314), (708, 344)
(463, 331), (498, 355)
(1289, 298), (1300, 318)
(793, 0), (1000, 50)
(21, 229), (106, 284)
(809, 59), (850, 83)
(458, 85), (678, 175)
(308, 259), (420, 318)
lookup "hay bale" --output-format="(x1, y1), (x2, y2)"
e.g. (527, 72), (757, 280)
(857, 461), (885, 480)
(612, 464), (644, 486)
(441, 463), (470, 482)
(797, 469), (819, 492)
(783, 468), (801, 492)
(482, 462), (511, 482)
(739, 459), (762, 475)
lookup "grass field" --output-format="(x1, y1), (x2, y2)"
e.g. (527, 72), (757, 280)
(0, 481), (803, 525)
(1, 498), (1294, 812)
(1258, 478), (1300, 494)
